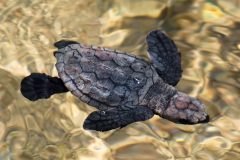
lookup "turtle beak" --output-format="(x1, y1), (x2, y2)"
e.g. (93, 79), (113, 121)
(176, 115), (210, 124)
(198, 115), (210, 123)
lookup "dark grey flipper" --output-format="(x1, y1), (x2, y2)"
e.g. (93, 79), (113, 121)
(20, 73), (68, 101)
(83, 106), (154, 131)
(146, 30), (182, 86)
(54, 40), (79, 49)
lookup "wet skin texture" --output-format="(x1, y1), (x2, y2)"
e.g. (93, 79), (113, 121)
(20, 30), (209, 131)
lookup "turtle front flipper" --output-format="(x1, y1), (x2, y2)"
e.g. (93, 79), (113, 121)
(146, 30), (182, 86)
(54, 40), (79, 49)
(20, 73), (68, 101)
(83, 106), (154, 132)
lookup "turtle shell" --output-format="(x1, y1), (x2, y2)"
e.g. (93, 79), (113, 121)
(54, 43), (158, 109)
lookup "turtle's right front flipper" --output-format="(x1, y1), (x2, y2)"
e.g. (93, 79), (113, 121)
(146, 30), (182, 86)
(20, 73), (68, 101)
(54, 40), (79, 49)
(83, 106), (154, 132)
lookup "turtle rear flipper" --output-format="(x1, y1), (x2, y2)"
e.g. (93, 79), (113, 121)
(146, 30), (182, 86)
(83, 106), (154, 132)
(20, 73), (68, 101)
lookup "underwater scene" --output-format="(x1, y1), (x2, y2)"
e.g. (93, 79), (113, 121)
(0, 0), (240, 159)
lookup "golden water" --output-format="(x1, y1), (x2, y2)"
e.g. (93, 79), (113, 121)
(0, 0), (240, 159)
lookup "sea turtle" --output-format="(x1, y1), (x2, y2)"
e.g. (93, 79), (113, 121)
(20, 30), (209, 131)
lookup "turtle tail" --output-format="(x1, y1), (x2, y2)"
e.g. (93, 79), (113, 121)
(20, 73), (68, 101)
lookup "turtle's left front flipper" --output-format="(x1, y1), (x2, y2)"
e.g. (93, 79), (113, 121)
(83, 106), (154, 132)
(20, 73), (68, 101)
(146, 30), (182, 86)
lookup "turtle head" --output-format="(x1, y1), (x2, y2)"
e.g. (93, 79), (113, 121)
(162, 92), (209, 124)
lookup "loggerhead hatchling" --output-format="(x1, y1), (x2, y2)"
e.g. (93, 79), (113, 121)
(20, 30), (209, 131)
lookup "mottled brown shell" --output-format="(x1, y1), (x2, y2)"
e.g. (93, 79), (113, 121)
(54, 43), (158, 110)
